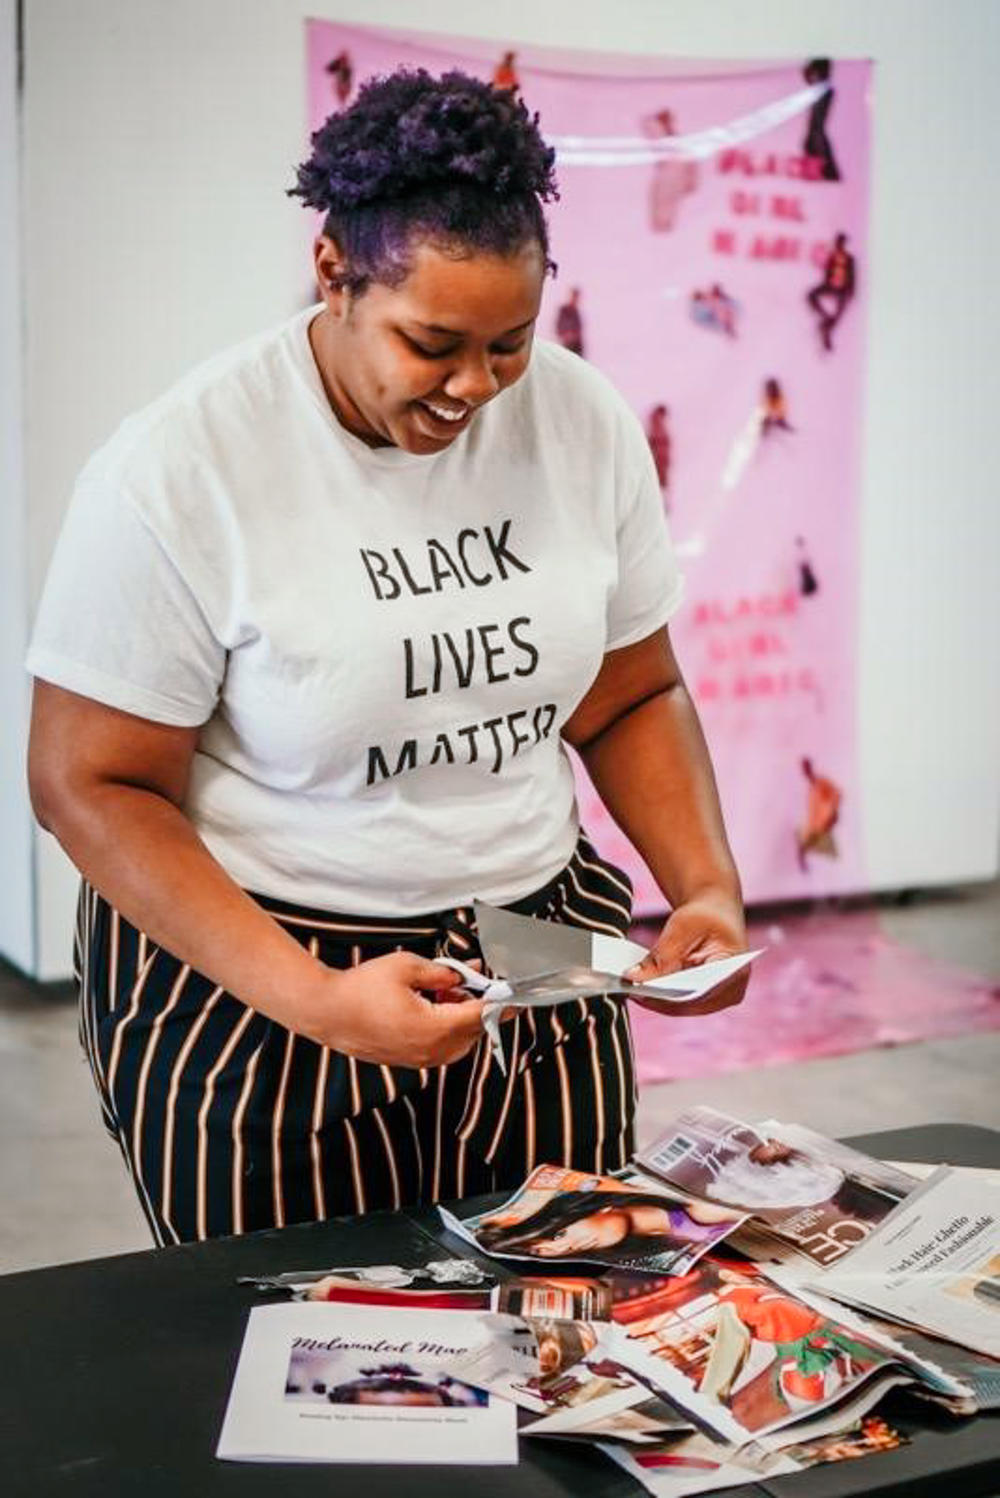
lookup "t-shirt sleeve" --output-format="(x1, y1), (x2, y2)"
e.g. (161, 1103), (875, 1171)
(605, 411), (685, 650)
(26, 482), (225, 725)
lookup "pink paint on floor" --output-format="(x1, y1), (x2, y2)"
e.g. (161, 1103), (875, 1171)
(628, 907), (1000, 1084)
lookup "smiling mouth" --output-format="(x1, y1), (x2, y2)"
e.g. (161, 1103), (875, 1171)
(416, 399), (473, 431)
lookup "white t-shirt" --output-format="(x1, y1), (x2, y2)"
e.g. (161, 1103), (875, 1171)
(28, 309), (683, 914)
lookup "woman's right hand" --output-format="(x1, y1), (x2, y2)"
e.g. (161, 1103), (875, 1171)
(305, 951), (487, 1068)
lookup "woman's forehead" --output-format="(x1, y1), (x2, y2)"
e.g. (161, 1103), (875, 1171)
(376, 239), (544, 331)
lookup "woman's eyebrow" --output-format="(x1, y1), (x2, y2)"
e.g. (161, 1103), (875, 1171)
(408, 318), (535, 337)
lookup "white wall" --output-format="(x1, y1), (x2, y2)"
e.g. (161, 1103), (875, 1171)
(0, 0), (35, 973)
(12, 0), (1000, 977)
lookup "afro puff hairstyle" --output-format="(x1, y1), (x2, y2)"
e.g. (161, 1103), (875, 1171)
(289, 68), (559, 296)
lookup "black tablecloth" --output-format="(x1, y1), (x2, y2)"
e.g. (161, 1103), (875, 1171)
(1, 1124), (998, 1498)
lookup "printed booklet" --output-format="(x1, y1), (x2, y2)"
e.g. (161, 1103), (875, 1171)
(216, 1303), (517, 1464)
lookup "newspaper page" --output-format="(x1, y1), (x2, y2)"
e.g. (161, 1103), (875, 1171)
(816, 1166), (1000, 1359)
(636, 1107), (918, 1268)
(439, 1164), (747, 1274)
(216, 1303), (517, 1464)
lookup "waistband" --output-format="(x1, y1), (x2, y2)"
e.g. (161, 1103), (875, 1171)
(246, 837), (593, 960)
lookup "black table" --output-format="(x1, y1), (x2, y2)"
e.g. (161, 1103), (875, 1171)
(2, 1124), (998, 1497)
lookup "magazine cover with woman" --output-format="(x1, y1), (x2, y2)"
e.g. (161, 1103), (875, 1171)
(636, 1107), (918, 1268)
(439, 1164), (747, 1273)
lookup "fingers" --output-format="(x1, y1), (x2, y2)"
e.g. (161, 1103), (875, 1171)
(427, 997), (488, 1064)
(624, 943), (684, 983)
(431, 996), (488, 1033)
(430, 955), (486, 1003)
(404, 954), (465, 992)
(631, 968), (750, 1018)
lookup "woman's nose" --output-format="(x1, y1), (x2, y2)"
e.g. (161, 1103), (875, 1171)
(444, 353), (500, 405)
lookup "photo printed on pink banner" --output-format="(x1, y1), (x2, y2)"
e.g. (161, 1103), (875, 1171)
(304, 23), (872, 911)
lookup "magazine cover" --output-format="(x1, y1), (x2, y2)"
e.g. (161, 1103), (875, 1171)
(216, 1303), (517, 1464)
(440, 1164), (747, 1273)
(637, 1106), (917, 1267)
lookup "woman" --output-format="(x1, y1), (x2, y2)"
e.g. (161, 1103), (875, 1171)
(759, 378), (794, 436)
(477, 1188), (741, 1260)
(707, 1137), (844, 1211)
(711, 1267), (882, 1412)
(27, 70), (746, 1245)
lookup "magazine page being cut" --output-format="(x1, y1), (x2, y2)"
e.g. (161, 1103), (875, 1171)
(439, 1164), (748, 1274)
(635, 1106), (919, 1269)
(438, 904), (761, 1072)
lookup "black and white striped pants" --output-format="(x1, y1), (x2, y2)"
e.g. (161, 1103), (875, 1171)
(75, 835), (637, 1245)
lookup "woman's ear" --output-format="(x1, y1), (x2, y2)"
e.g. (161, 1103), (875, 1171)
(313, 234), (350, 317)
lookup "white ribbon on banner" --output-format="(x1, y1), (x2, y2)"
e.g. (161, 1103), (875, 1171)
(549, 83), (828, 165)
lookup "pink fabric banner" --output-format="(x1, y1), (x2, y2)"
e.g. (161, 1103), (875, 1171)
(306, 23), (872, 912)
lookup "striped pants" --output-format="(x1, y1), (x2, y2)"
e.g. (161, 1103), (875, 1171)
(75, 836), (637, 1246)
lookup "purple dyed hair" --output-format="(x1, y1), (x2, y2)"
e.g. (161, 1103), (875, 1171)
(288, 68), (559, 295)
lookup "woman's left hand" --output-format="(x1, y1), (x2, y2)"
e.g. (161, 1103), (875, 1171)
(623, 889), (750, 1016)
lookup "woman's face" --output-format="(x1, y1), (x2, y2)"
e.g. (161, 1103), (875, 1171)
(310, 235), (545, 456)
(532, 1208), (632, 1257)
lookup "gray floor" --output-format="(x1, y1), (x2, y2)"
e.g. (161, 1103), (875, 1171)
(2, 880), (999, 1276)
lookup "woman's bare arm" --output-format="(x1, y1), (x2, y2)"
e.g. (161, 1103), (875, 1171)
(562, 627), (748, 1006)
(28, 681), (483, 1066)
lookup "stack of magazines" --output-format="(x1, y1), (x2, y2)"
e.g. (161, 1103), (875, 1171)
(218, 1106), (1000, 1494)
